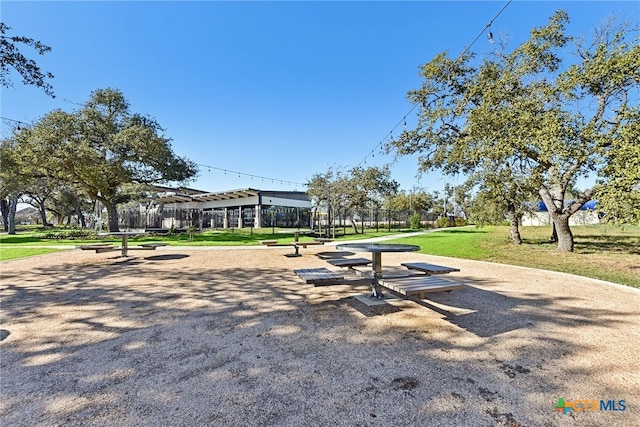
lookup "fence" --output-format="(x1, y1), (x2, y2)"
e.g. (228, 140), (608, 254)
(118, 206), (314, 230)
(311, 208), (439, 235)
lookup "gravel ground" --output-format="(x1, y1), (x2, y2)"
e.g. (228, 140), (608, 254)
(1, 244), (639, 426)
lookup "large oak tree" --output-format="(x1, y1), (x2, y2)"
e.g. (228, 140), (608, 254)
(390, 11), (639, 251)
(17, 88), (198, 231)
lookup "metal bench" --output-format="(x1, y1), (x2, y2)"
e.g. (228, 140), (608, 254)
(127, 243), (170, 251)
(140, 243), (169, 248)
(380, 275), (464, 299)
(313, 238), (333, 243)
(289, 241), (325, 256)
(401, 262), (460, 275)
(326, 257), (372, 268)
(77, 243), (113, 249)
(292, 241), (324, 248)
(351, 265), (421, 279)
(77, 244), (119, 253)
(293, 268), (344, 285)
(94, 246), (121, 253)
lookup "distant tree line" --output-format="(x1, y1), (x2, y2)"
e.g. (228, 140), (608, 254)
(306, 166), (475, 234)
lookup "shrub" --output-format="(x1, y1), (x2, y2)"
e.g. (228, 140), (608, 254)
(37, 229), (97, 240)
(187, 225), (198, 242)
(454, 217), (468, 226)
(435, 217), (449, 228)
(410, 213), (422, 229)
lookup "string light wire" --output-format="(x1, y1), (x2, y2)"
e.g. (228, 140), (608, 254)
(2, 1), (512, 188)
(195, 163), (307, 188)
(0, 116), (28, 129)
(0, 117), (306, 188)
(354, 0), (512, 168)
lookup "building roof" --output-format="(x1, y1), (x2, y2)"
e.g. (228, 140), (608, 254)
(193, 188), (261, 202)
(536, 200), (598, 212)
(151, 188), (310, 205)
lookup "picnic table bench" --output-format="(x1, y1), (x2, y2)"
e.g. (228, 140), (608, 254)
(380, 275), (464, 299)
(293, 268), (344, 285)
(351, 265), (422, 279)
(326, 257), (372, 268)
(139, 243), (169, 248)
(313, 238), (333, 243)
(77, 244), (120, 253)
(290, 241), (325, 256)
(77, 243), (114, 249)
(400, 262), (460, 275)
(77, 242), (169, 256)
(128, 243), (170, 251)
(259, 239), (324, 256)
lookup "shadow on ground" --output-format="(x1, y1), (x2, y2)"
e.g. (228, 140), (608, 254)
(1, 256), (638, 426)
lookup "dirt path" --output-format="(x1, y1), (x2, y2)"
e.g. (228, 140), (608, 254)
(1, 246), (638, 426)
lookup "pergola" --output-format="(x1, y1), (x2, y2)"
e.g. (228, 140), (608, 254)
(147, 188), (312, 229)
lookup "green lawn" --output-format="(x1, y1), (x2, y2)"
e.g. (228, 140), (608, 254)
(0, 227), (403, 260)
(0, 247), (63, 261)
(386, 225), (640, 288)
(2, 225), (638, 288)
(0, 227), (396, 247)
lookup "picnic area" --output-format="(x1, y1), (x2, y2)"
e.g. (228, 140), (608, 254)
(1, 243), (639, 426)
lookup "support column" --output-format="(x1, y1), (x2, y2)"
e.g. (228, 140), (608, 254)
(255, 204), (262, 228)
(238, 207), (243, 228)
(223, 208), (228, 229)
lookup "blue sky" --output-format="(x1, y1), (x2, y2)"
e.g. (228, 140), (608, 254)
(2, 1), (638, 195)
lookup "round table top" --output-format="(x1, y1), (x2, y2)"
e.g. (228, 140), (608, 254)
(336, 243), (420, 253)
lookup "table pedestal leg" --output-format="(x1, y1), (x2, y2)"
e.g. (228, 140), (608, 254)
(122, 235), (128, 257)
(371, 252), (383, 298)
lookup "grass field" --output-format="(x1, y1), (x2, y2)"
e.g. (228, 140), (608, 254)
(387, 225), (640, 288)
(0, 227), (388, 261)
(1, 225), (638, 287)
(0, 227), (388, 247)
(0, 247), (62, 260)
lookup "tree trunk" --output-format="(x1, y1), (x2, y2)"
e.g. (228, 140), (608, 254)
(539, 185), (576, 252)
(552, 214), (574, 252)
(1, 199), (8, 232)
(106, 202), (120, 232)
(38, 201), (49, 226)
(74, 201), (86, 228)
(350, 217), (359, 234)
(550, 223), (558, 242)
(507, 210), (522, 245)
(8, 194), (18, 235)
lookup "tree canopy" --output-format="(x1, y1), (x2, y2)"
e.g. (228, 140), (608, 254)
(0, 22), (54, 97)
(389, 11), (640, 251)
(13, 88), (198, 231)
(307, 165), (399, 234)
